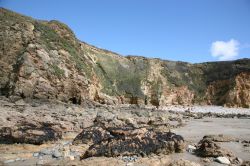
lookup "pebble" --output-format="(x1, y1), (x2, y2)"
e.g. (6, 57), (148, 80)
(202, 158), (211, 163)
(122, 156), (137, 162)
(33, 152), (40, 157)
(62, 141), (72, 146)
(52, 150), (63, 158)
(69, 155), (75, 160)
(187, 145), (196, 153)
(215, 156), (230, 165)
(15, 158), (23, 161)
(4, 159), (15, 164)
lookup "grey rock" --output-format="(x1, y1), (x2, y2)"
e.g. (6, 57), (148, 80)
(215, 156), (230, 165)
(40, 148), (52, 155)
(122, 156), (138, 162)
(36, 159), (44, 165)
(235, 157), (243, 164)
(52, 150), (63, 158)
(4, 159), (15, 164)
(33, 152), (40, 157)
(62, 141), (72, 146)
(187, 145), (196, 153)
(15, 158), (23, 161)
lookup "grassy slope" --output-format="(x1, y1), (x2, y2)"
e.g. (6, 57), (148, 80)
(1, 8), (250, 106)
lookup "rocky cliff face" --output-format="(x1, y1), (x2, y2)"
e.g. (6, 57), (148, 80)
(0, 8), (250, 108)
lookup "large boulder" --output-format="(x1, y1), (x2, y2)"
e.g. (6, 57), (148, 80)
(74, 125), (185, 159)
(195, 136), (234, 158)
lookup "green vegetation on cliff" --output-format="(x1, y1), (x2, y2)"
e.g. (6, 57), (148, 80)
(1, 8), (250, 107)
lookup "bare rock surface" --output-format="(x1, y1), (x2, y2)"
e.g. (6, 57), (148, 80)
(195, 136), (234, 158)
(0, 8), (250, 166)
(0, 98), (97, 144)
(80, 126), (185, 158)
(73, 113), (185, 158)
(0, 98), (249, 165)
(1, 8), (250, 108)
(0, 121), (62, 145)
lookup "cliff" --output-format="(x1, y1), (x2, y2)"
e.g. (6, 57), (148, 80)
(0, 8), (249, 108)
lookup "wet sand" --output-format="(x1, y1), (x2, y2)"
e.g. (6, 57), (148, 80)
(1, 103), (250, 165)
(173, 117), (250, 161)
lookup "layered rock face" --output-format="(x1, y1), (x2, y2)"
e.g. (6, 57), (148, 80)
(0, 8), (250, 107)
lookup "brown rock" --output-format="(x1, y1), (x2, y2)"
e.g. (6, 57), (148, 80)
(195, 136), (234, 157)
(1, 8), (250, 108)
(241, 161), (250, 166)
(0, 122), (62, 145)
(203, 134), (236, 142)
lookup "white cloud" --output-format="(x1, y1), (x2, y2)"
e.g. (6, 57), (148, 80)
(210, 39), (239, 61)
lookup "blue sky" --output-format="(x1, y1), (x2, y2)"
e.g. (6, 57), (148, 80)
(1, 0), (250, 63)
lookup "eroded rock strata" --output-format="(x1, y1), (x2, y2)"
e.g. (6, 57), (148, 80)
(0, 8), (250, 108)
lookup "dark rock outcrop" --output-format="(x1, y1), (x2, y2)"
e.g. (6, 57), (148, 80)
(73, 125), (185, 159)
(0, 121), (62, 145)
(195, 136), (234, 158)
(84, 131), (184, 158)
(73, 126), (112, 145)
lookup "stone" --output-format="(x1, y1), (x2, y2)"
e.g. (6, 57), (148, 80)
(215, 156), (231, 165)
(203, 134), (236, 142)
(3, 159), (15, 164)
(40, 148), (52, 155)
(241, 161), (250, 166)
(79, 125), (185, 159)
(187, 145), (196, 153)
(1, 8), (250, 109)
(63, 146), (70, 157)
(69, 155), (75, 161)
(52, 150), (63, 158)
(202, 158), (211, 163)
(122, 156), (138, 162)
(36, 49), (51, 63)
(33, 152), (40, 157)
(15, 158), (23, 161)
(0, 121), (62, 145)
(235, 157), (243, 164)
(195, 136), (234, 157)
(72, 126), (112, 145)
